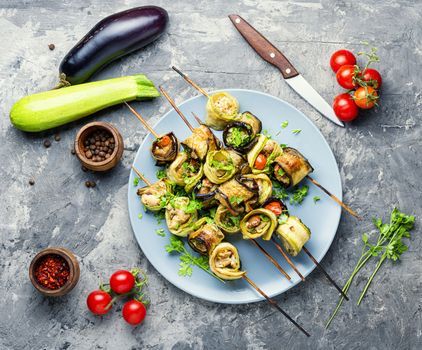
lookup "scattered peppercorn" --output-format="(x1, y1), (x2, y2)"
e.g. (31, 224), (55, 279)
(43, 139), (51, 148)
(54, 134), (61, 142)
(48, 43), (55, 50)
(89, 181), (96, 188)
(34, 254), (70, 290)
(82, 129), (114, 162)
(29, 179), (35, 186)
(85, 181), (91, 188)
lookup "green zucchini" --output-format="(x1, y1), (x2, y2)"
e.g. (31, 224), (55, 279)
(10, 75), (159, 132)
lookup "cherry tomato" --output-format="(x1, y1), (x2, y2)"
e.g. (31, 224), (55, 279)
(264, 202), (282, 216)
(336, 65), (357, 89)
(157, 135), (171, 147)
(122, 300), (147, 326)
(87, 290), (113, 315)
(360, 68), (382, 89)
(333, 93), (359, 122)
(330, 50), (356, 73)
(354, 86), (378, 109)
(254, 153), (267, 170)
(110, 270), (135, 294)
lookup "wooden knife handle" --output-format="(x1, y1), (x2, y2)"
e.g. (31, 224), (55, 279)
(228, 14), (299, 79)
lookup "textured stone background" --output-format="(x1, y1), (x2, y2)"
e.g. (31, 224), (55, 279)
(0, 0), (421, 349)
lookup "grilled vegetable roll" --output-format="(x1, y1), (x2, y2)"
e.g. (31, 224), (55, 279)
(165, 196), (198, 237)
(182, 124), (220, 160)
(204, 149), (244, 184)
(209, 242), (245, 280)
(247, 135), (282, 174)
(151, 132), (178, 165)
(243, 174), (272, 206)
(239, 111), (262, 135)
(263, 197), (289, 217)
(240, 208), (277, 240)
(273, 147), (314, 188)
(214, 205), (241, 234)
(275, 216), (311, 256)
(188, 219), (225, 256)
(205, 92), (239, 130)
(167, 151), (203, 192)
(137, 179), (171, 212)
(193, 177), (218, 209)
(215, 175), (258, 215)
(222, 111), (262, 152)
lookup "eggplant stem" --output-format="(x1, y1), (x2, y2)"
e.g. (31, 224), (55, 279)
(242, 275), (310, 337)
(306, 175), (362, 220)
(171, 66), (209, 98)
(125, 102), (160, 138)
(53, 73), (72, 89)
(131, 166), (151, 186)
(270, 238), (305, 281)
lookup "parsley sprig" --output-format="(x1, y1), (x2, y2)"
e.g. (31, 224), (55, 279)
(290, 185), (309, 205)
(326, 208), (415, 328)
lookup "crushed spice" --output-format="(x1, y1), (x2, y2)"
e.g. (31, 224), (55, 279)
(34, 254), (70, 290)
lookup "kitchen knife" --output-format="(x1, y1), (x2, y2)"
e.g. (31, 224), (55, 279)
(228, 14), (344, 127)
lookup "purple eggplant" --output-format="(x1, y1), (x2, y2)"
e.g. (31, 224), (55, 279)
(59, 6), (169, 85)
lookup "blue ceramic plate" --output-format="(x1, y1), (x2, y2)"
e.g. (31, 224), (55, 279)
(128, 89), (342, 304)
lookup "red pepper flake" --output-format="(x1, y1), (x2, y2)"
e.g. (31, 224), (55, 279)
(34, 254), (70, 290)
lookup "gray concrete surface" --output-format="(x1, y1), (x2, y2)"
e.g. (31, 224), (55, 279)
(1, 0), (421, 349)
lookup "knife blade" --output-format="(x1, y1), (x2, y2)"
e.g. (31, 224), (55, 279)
(228, 14), (344, 127)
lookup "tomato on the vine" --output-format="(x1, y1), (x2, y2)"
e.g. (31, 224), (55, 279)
(87, 290), (113, 315)
(254, 153), (267, 170)
(354, 86), (378, 109)
(333, 93), (358, 122)
(360, 68), (382, 89)
(110, 270), (135, 294)
(122, 300), (147, 326)
(330, 50), (356, 73)
(264, 202), (283, 216)
(336, 65), (357, 89)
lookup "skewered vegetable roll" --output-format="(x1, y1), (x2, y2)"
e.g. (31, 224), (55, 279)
(151, 132), (179, 165)
(193, 177), (219, 209)
(275, 216), (311, 256)
(188, 218), (225, 255)
(273, 147), (314, 188)
(209, 242), (245, 280)
(214, 205), (241, 234)
(165, 196), (198, 237)
(204, 149), (244, 184)
(167, 151), (203, 192)
(239, 111), (262, 135)
(205, 92), (240, 130)
(247, 135), (282, 174)
(243, 174), (272, 206)
(182, 124), (220, 160)
(240, 208), (277, 240)
(137, 179), (171, 212)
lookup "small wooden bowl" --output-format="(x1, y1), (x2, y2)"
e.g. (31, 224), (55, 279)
(29, 247), (80, 297)
(75, 121), (124, 172)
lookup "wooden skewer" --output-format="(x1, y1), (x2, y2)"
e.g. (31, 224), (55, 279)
(191, 112), (203, 125)
(302, 246), (349, 301)
(242, 275), (310, 337)
(172, 66), (209, 98)
(250, 239), (291, 281)
(159, 86), (195, 132)
(131, 166), (152, 186)
(125, 102), (160, 139)
(270, 238), (305, 282)
(306, 175), (362, 220)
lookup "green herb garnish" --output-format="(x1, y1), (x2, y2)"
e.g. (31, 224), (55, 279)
(154, 211), (165, 225)
(281, 120), (289, 129)
(290, 185), (309, 205)
(133, 177), (139, 186)
(292, 129), (302, 135)
(313, 196), (321, 204)
(229, 196), (243, 205)
(138, 213), (143, 219)
(156, 169), (166, 179)
(278, 214), (289, 225)
(227, 127), (250, 148)
(277, 167), (286, 177)
(155, 228), (165, 237)
(183, 199), (203, 214)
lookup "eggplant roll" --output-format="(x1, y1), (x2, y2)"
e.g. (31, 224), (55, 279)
(137, 179), (171, 211)
(240, 208), (277, 240)
(204, 149), (244, 184)
(165, 196), (198, 237)
(247, 135), (282, 174)
(205, 92), (240, 130)
(243, 174), (272, 207)
(151, 132), (178, 165)
(193, 177), (218, 209)
(188, 219), (225, 256)
(273, 147), (314, 188)
(182, 124), (220, 160)
(214, 205), (241, 234)
(166, 151), (204, 192)
(276, 216), (311, 256)
(223, 121), (255, 152)
(263, 197), (289, 217)
(209, 242), (245, 280)
(215, 176), (258, 215)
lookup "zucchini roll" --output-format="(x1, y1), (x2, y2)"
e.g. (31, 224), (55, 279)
(166, 151), (204, 192)
(137, 179), (171, 212)
(165, 197), (198, 237)
(243, 174), (272, 206)
(193, 177), (218, 209)
(182, 124), (220, 160)
(247, 135), (282, 174)
(209, 242), (245, 280)
(275, 216), (311, 256)
(205, 92), (240, 130)
(214, 205), (241, 234)
(222, 111), (262, 152)
(273, 147), (314, 188)
(188, 218), (225, 256)
(203, 149), (244, 184)
(151, 132), (178, 165)
(240, 208), (277, 240)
